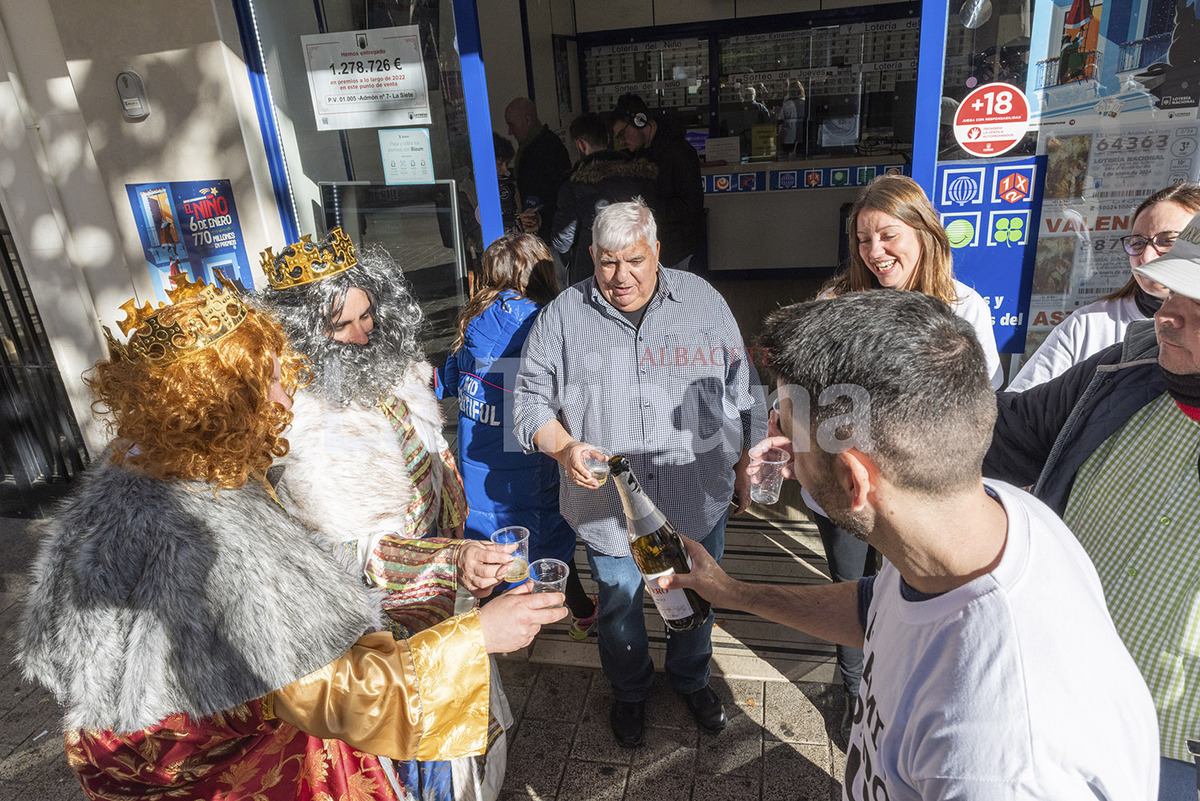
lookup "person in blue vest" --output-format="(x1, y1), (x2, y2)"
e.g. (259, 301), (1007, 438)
(439, 233), (598, 637)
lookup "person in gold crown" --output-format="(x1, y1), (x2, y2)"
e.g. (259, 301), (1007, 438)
(16, 274), (566, 801)
(256, 230), (516, 800)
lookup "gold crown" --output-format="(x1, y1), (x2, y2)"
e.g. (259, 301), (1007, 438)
(105, 272), (248, 367)
(261, 227), (358, 290)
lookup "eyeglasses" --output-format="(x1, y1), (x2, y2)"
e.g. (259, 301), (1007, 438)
(1120, 231), (1180, 256)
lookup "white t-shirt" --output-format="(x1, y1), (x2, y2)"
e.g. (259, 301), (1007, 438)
(842, 481), (1159, 801)
(1008, 296), (1144, 392)
(803, 281), (1002, 517)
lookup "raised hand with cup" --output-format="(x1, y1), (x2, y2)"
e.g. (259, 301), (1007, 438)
(749, 445), (791, 505)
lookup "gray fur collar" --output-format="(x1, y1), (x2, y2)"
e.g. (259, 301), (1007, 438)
(18, 459), (383, 733)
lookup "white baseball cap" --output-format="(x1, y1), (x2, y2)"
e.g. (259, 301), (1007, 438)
(1134, 208), (1200, 300)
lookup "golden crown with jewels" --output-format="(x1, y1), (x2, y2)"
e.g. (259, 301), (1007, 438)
(260, 227), (358, 290)
(104, 272), (248, 367)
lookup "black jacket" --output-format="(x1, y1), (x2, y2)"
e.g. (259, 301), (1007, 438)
(984, 319), (1164, 514)
(514, 124), (571, 243)
(550, 151), (658, 285)
(640, 117), (703, 268)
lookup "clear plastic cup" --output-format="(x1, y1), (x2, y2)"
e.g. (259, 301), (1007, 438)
(528, 558), (569, 605)
(583, 446), (613, 486)
(750, 447), (790, 505)
(490, 526), (530, 582)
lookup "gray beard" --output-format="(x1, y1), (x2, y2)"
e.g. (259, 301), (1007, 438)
(308, 339), (407, 405)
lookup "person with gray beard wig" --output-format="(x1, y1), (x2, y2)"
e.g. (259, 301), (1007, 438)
(256, 229), (517, 801)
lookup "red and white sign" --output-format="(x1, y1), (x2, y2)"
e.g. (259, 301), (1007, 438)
(953, 83), (1030, 158)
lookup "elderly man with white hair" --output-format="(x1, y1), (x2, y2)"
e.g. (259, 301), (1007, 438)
(514, 199), (765, 748)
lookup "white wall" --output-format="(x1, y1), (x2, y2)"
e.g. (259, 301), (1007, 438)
(0, 0), (283, 452)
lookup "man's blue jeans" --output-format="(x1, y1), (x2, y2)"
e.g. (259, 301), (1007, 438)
(584, 513), (727, 702)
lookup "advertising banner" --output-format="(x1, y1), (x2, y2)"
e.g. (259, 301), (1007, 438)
(935, 157), (1046, 353)
(302, 25), (431, 131)
(125, 179), (252, 302)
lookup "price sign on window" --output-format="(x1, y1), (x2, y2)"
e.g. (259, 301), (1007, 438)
(953, 83), (1030, 158)
(302, 25), (430, 131)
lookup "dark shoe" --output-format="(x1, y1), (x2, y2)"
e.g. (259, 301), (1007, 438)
(840, 693), (856, 741)
(683, 686), (726, 734)
(610, 699), (645, 748)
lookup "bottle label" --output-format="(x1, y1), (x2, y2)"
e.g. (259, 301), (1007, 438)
(642, 567), (693, 621)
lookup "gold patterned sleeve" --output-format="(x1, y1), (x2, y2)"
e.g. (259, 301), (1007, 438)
(437, 448), (469, 531)
(271, 611), (490, 761)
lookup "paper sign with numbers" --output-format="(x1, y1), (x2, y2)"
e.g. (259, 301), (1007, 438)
(302, 25), (430, 131)
(954, 83), (1031, 158)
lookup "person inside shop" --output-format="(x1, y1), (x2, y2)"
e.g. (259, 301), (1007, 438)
(504, 97), (571, 243)
(513, 199), (765, 748)
(609, 93), (704, 270)
(17, 274), (563, 800)
(662, 289), (1159, 800)
(1009, 182), (1200, 391)
(257, 229), (512, 800)
(811, 173), (1002, 740)
(986, 206), (1200, 801)
(776, 79), (806, 158)
(550, 112), (658, 286)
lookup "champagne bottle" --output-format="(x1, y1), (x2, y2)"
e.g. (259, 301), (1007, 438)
(609, 455), (711, 632)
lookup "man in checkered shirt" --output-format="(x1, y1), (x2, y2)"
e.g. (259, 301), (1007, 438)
(514, 199), (765, 748)
(987, 208), (1200, 800)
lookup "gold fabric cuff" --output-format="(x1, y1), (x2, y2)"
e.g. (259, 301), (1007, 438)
(409, 610), (490, 761)
(271, 614), (489, 762)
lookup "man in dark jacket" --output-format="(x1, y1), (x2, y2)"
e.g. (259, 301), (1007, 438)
(550, 113), (658, 285)
(505, 97), (571, 243)
(610, 94), (703, 270)
(985, 210), (1200, 799)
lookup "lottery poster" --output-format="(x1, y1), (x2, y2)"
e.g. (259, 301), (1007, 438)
(125, 179), (253, 302)
(1021, 121), (1200, 361)
(935, 157), (1046, 354)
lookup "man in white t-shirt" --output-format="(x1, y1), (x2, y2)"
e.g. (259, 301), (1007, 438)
(663, 290), (1160, 800)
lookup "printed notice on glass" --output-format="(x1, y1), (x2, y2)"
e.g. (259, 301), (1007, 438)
(380, 128), (434, 184)
(302, 25), (430, 131)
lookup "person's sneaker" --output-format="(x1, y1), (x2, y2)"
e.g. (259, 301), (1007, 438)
(683, 685), (726, 734)
(609, 699), (645, 748)
(567, 598), (599, 641)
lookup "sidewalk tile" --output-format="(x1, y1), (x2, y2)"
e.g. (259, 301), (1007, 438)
(557, 760), (627, 801)
(763, 740), (836, 801)
(503, 719), (574, 798)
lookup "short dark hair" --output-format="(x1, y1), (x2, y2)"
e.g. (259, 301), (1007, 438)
(759, 290), (996, 495)
(569, 113), (609, 150)
(493, 132), (515, 164)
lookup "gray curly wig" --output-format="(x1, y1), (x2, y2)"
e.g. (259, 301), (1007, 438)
(255, 243), (425, 405)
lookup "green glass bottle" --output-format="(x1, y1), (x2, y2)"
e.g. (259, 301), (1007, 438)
(609, 455), (711, 632)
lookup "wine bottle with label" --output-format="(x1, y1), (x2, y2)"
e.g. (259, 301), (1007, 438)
(609, 455), (711, 632)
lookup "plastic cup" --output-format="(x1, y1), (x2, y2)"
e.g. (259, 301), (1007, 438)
(583, 446), (613, 486)
(490, 526), (530, 582)
(750, 447), (790, 505)
(528, 558), (569, 605)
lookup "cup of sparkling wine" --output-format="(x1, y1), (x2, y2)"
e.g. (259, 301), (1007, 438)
(490, 525), (530, 582)
(583, 446), (613, 486)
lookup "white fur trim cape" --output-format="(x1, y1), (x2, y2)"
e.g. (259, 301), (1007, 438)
(18, 459), (383, 734)
(277, 360), (448, 549)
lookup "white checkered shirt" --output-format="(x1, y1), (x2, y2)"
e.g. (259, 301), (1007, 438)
(514, 267), (767, 556)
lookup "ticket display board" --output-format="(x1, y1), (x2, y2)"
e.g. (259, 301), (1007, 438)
(584, 38), (710, 129)
(577, 6), (920, 159)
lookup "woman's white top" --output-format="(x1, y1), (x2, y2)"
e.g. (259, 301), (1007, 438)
(1007, 296), (1144, 393)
